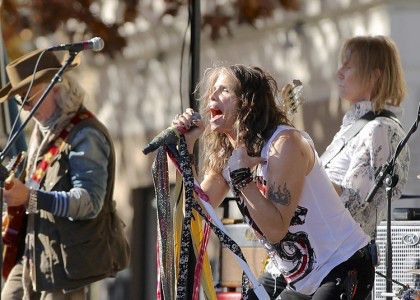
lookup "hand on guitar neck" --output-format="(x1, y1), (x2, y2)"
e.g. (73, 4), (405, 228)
(3, 177), (30, 207)
(3, 151), (29, 207)
(2, 151), (25, 190)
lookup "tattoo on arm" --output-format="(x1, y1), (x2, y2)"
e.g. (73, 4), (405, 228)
(268, 183), (291, 205)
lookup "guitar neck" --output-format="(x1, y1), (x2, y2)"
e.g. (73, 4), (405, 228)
(4, 152), (26, 190)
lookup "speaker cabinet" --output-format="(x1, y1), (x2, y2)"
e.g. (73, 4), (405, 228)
(219, 223), (268, 288)
(374, 221), (420, 298)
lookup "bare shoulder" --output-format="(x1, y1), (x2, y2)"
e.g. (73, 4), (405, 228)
(269, 129), (314, 174)
(270, 129), (311, 156)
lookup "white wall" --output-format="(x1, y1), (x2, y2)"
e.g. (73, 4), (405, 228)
(85, 0), (392, 190)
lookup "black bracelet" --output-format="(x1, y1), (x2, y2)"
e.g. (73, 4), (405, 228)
(234, 175), (253, 190)
(230, 167), (252, 182)
(230, 167), (253, 191)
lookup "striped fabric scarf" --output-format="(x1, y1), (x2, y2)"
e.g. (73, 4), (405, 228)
(152, 137), (255, 299)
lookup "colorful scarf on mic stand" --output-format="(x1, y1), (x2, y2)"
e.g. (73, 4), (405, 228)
(152, 136), (216, 300)
(152, 136), (263, 300)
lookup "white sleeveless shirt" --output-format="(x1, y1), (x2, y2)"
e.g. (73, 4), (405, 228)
(223, 125), (370, 295)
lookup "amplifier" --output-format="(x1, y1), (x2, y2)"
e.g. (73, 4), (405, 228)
(374, 221), (420, 298)
(392, 196), (420, 220)
(219, 223), (268, 288)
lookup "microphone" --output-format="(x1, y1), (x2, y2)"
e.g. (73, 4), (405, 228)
(143, 114), (201, 155)
(142, 125), (191, 155)
(47, 37), (105, 52)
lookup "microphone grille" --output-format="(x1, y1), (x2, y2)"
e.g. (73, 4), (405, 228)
(91, 37), (105, 52)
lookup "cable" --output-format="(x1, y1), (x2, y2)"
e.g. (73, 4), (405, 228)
(179, 1), (192, 114)
(0, 19), (12, 137)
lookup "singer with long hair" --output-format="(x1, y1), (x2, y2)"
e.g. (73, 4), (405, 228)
(173, 64), (374, 299)
(0, 49), (129, 299)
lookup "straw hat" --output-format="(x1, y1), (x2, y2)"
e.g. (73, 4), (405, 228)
(0, 49), (80, 103)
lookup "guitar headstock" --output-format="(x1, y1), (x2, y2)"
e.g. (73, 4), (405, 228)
(280, 79), (304, 117)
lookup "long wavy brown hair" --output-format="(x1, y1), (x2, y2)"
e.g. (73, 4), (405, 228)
(198, 65), (292, 174)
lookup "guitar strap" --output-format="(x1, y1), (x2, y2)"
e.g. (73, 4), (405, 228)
(28, 111), (93, 186)
(320, 110), (401, 167)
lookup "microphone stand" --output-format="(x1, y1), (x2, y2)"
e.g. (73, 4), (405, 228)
(0, 50), (79, 294)
(365, 101), (420, 300)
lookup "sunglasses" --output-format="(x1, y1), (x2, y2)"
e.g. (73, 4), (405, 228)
(13, 88), (44, 107)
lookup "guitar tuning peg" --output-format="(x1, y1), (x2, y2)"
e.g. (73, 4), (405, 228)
(281, 79), (304, 117)
(292, 79), (302, 86)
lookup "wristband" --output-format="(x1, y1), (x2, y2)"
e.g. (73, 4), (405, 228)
(27, 189), (39, 214)
(230, 167), (253, 191)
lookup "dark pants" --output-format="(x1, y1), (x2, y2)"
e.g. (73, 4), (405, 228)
(2, 261), (87, 300)
(248, 244), (374, 300)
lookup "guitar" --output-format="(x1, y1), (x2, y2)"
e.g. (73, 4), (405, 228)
(2, 151), (27, 280)
(280, 79), (304, 117)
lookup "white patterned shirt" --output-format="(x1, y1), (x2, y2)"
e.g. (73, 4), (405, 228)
(322, 100), (410, 238)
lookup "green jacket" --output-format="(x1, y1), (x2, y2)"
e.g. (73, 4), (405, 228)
(30, 113), (130, 291)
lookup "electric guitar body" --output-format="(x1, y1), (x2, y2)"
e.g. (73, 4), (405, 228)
(2, 151), (27, 280)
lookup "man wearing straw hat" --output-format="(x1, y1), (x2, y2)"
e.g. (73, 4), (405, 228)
(1, 49), (129, 299)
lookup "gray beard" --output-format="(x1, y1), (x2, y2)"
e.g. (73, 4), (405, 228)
(38, 108), (62, 136)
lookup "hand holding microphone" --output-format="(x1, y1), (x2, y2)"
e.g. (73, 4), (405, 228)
(173, 108), (204, 151)
(142, 108), (204, 155)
